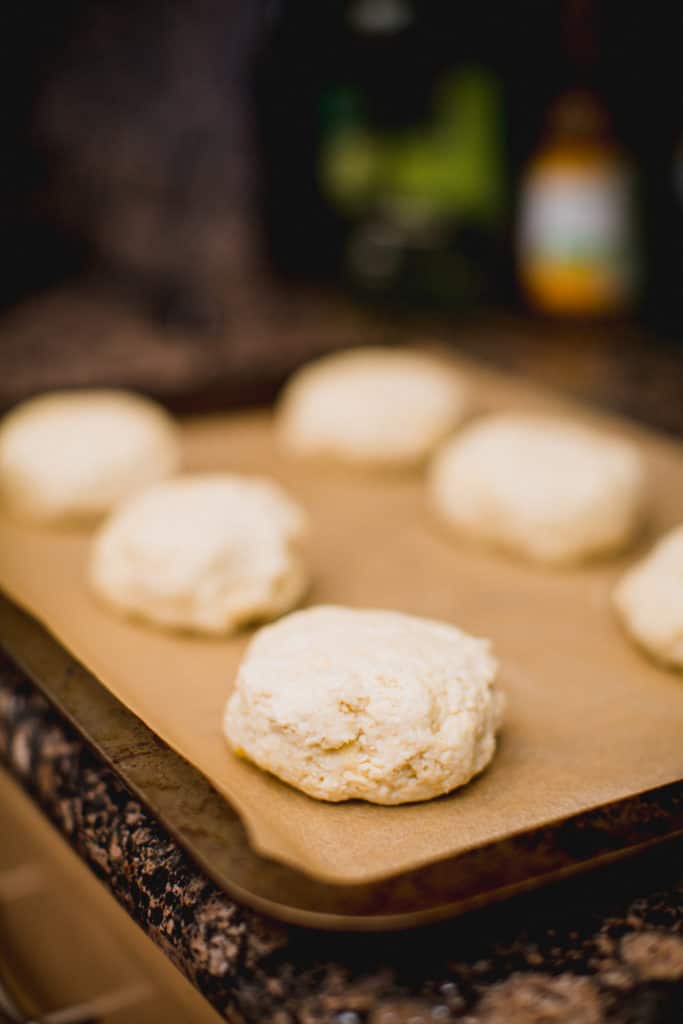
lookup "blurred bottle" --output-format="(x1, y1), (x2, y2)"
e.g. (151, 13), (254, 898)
(254, 1), (508, 309)
(517, 0), (638, 317)
(319, 65), (505, 307)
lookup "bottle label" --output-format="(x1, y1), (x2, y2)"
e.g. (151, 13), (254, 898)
(519, 167), (635, 311)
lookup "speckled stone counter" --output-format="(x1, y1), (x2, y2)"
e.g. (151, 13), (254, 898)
(1, 287), (683, 1023)
(2, 659), (683, 1024)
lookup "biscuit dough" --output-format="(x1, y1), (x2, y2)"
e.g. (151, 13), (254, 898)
(223, 605), (503, 804)
(613, 525), (683, 668)
(0, 390), (179, 524)
(89, 474), (308, 635)
(277, 347), (468, 467)
(430, 414), (645, 565)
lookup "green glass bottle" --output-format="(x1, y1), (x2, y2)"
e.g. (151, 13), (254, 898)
(254, 1), (509, 310)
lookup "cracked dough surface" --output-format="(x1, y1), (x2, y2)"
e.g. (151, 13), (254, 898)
(430, 414), (646, 565)
(223, 605), (502, 804)
(0, 389), (179, 524)
(277, 347), (468, 467)
(613, 525), (683, 668)
(89, 474), (308, 635)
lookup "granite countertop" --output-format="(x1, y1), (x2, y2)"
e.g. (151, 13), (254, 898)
(1, 285), (683, 1024)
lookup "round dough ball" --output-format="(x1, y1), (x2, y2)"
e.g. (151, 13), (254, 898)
(613, 525), (683, 668)
(277, 347), (468, 467)
(89, 474), (308, 635)
(0, 390), (180, 525)
(224, 605), (503, 804)
(429, 414), (645, 565)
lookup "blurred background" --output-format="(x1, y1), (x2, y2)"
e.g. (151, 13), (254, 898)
(1, 0), (681, 419)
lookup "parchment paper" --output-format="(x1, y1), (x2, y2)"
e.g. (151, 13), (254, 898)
(1, 359), (682, 884)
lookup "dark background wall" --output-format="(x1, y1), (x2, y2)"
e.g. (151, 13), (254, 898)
(0, 1), (266, 325)
(0, 2), (680, 330)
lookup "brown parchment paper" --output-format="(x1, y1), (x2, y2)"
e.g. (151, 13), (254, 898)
(1, 359), (683, 885)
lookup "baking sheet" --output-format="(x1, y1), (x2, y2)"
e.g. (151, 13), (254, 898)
(1, 358), (682, 885)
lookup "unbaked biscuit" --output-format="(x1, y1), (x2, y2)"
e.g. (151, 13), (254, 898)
(429, 414), (645, 565)
(89, 474), (308, 635)
(277, 347), (468, 467)
(613, 525), (683, 668)
(0, 390), (179, 524)
(223, 605), (503, 804)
